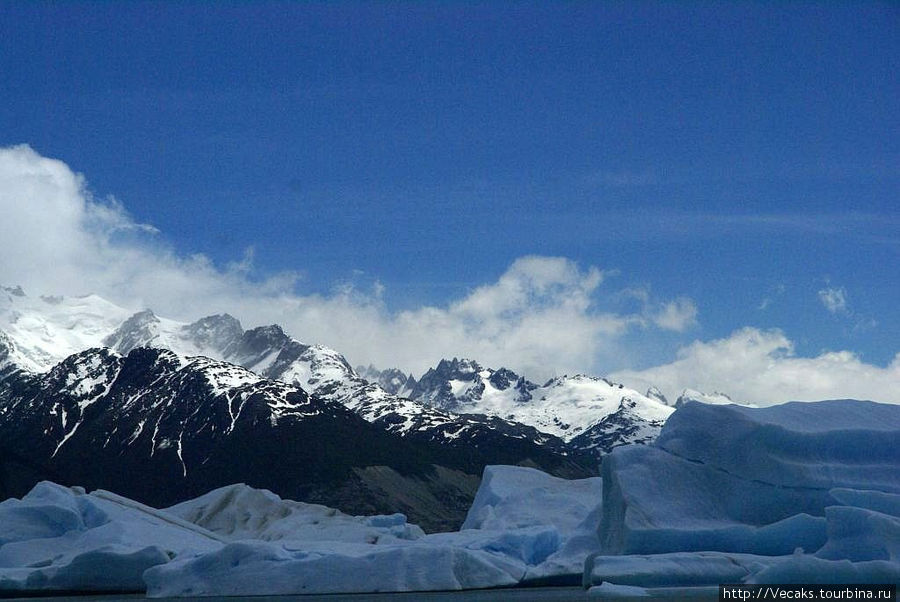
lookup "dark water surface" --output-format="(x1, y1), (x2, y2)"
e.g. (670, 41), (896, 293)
(0, 585), (723, 602)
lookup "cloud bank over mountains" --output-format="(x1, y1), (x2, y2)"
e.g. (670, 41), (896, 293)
(2, 144), (898, 404)
(612, 328), (900, 406)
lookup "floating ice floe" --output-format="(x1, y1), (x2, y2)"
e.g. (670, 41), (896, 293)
(599, 399), (900, 556)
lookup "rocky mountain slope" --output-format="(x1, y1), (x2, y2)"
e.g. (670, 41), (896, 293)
(364, 358), (675, 453)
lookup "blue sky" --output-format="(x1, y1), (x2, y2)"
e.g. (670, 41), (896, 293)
(1, 2), (898, 401)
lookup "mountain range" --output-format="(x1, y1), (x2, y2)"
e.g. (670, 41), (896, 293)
(0, 286), (693, 530)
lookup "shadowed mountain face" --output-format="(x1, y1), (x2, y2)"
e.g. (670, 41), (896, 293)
(0, 346), (592, 531)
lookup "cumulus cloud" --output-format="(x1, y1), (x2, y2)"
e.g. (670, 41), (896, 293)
(0, 144), (689, 380)
(611, 328), (900, 405)
(818, 286), (848, 314)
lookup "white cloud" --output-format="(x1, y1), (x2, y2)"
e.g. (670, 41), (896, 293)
(0, 144), (690, 381)
(818, 286), (848, 314)
(612, 328), (900, 405)
(5, 145), (896, 405)
(652, 298), (698, 332)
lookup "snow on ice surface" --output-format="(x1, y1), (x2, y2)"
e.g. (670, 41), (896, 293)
(166, 483), (425, 544)
(0, 482), (221, 593)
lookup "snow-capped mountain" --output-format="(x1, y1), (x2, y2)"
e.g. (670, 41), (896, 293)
(6, 291), (587, 462)
(0, 346), (351, 495)
(394, 357), (674, 452)
(0, 286), (132, 373)
(357, 365), (417, 397)
(0, 343), (586, 530)
(645, 386), (669, 406)
(674, 388), (753, 407)
(1, 287), (670, 466)
(0, 288), (599, 529)
(0, 287), (245, 373)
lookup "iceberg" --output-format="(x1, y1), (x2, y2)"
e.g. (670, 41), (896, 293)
(462, 464), (602, 535)
(584, 551), (787, 588)
(147, 466), (607, 596)
(461, 465), (604, 582)
(655, 400), (900, 493)
(0, 482), (220, 593)
(166, 483), (425, 544)
(591, 399), (900, 589)
(600, 400), (900, 556)
(144, 539), (525, 597)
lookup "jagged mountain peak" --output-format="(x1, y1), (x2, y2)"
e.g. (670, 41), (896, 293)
(244, 323), (288, 342)
(406, 358), (674, 448)
(438, 357), (481, 372)
(102, 309), (160, 354)
(182, 314), (243, 358)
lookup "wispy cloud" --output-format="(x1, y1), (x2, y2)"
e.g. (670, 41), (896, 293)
(818, 286), (849, 314)
(758, 284), (786, 311)
(646, 212), (899, 239)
